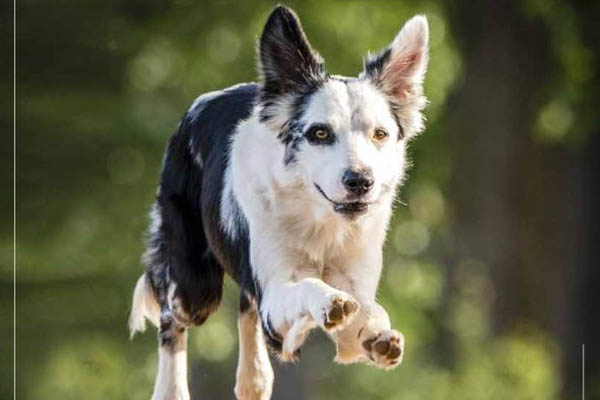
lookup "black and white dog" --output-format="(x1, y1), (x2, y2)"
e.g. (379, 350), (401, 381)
(129, 6), (429, 400)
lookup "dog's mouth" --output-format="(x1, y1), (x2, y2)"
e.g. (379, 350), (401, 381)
(314, 184), (370, 217)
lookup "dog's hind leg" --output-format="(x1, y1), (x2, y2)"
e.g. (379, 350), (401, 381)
(152, 311), (190, 400)
(142, 192), (224, 399)
(234, 292), (274, 400)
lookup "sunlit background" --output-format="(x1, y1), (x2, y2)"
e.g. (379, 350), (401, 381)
(2, 0), (599, 399)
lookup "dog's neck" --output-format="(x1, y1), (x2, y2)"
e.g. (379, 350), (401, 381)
(270, 179), (395, 263)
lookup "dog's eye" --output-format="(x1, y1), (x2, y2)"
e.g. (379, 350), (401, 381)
(306, 125), (335, 145)
(372, 128), (389, 142)
(314, 129), (329, 140)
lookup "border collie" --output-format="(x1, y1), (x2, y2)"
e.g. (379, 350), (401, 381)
(129, 5), (429, 400)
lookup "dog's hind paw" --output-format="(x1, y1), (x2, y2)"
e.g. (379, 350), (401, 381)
(362, 329), (404, 370)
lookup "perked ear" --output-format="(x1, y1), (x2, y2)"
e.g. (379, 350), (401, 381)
(259, 5), (326, 95)
(363, 15), (429, 104)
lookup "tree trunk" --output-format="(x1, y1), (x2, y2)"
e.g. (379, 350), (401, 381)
(445, 0), (594, 397)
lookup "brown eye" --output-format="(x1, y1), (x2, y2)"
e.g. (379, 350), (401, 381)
(314, 129), (329, 140)
(373, 128), (388, 141)
(306, 124), (335, 145)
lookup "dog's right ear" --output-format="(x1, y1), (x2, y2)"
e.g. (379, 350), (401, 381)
(259, 6), (326, 95)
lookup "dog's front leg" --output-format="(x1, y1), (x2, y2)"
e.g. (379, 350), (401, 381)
(326, 245), (404, 369)
(260, 277), (360, 360)
(235, 294), (273, 400)
(333, 302), (404, 370)
(250, 223), (359, 361)
(251, 232), (360, 360)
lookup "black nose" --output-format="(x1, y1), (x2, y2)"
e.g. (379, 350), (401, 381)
(342, 170), (374, 195)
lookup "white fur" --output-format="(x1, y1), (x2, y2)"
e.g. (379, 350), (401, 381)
(129, 273), (160, 338)
(298, 79), (405, 205)
(152, 335), (190, 400)
(334, 302), (391, 363)
(227, 15), (428, 368)
(230, 79), (402, 358)
(149, 202), (162, 236)
(130, 205), (163, 338)
(220, 153), (245, 240)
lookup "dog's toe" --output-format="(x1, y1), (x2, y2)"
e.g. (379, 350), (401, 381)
(328, 299), (345, 322)
(323, 295), (359, 331)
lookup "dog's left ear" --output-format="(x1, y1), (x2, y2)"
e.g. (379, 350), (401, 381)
(363, 15), (429, 105)
(259, 6), (326, 95)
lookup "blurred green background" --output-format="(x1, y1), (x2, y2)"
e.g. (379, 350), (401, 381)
(2, 0), (600, 399)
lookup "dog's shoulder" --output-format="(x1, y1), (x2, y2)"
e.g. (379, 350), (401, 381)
(182, 82), (260, 167)
(187, 82), (260, 128)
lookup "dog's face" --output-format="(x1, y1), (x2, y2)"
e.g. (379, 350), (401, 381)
(292, 79), (403, 216)
(258, 7), (429, 218)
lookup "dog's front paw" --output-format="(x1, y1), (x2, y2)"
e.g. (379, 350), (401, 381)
(362, 329), (404, 369)
(321, 293), (359, 331)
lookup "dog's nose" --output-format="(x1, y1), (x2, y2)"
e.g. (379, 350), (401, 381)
(342, 170), (374, 195)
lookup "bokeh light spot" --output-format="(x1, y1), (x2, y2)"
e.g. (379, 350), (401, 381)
(206, 27), (241, 65)
(409, 183), (446, 227)
(129, 39), (181, 92)
(535, 99), (573, 142)
(393, 220), (430, 256)
(191, 314), (235, 361)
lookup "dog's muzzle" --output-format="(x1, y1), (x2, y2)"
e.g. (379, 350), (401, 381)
(314, 184), (370, 217)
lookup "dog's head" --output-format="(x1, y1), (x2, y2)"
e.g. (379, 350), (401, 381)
(258, 6), (429, 218)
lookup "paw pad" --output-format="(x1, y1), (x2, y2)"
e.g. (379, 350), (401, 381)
(323, 296), (359, 330)
(362, 329), (404, 369)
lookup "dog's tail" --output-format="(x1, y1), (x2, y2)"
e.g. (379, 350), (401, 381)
(129, 273), (160, 339)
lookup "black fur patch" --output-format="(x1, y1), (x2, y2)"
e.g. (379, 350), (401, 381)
(276, 87), (318, 165)
(259, 6), (326, 97)
(239, 291), (253, 314)
(283, 135), (304, 165)
(363, 47), (392, 86)
(145, 83), (259, 329)
(258, 5), (327, 142)
(158, 311), (186, 349)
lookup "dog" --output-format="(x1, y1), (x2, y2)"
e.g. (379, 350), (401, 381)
(129, 5), (429, 400)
